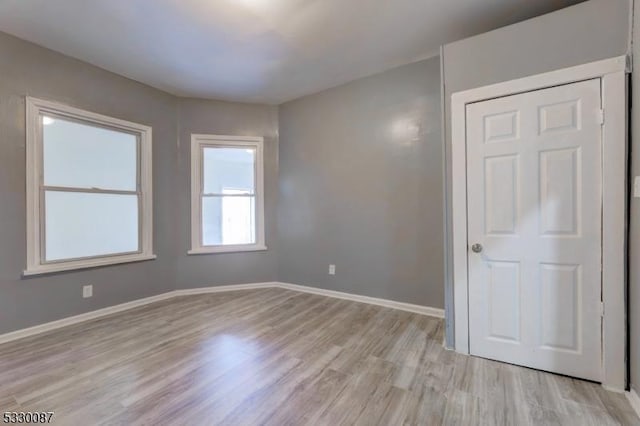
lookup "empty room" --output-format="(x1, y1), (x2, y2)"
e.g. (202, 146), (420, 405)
(1, 0), (640, 424)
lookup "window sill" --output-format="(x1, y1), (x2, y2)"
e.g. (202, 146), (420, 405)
(23, 253), (157, 276)
(187, 245), (268, 255)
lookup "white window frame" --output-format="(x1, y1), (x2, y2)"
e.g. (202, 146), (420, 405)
(24, 97), (155, 276)
(188, 134), (266, 255)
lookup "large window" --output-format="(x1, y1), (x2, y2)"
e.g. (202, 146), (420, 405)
(189, 135), (266, 254)
(25, 97), (154, 275)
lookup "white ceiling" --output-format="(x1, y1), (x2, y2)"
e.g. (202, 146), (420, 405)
(0, 0), (583, 104)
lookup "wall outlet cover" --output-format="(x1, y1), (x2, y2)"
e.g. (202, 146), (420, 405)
(82, 285), (93, 298)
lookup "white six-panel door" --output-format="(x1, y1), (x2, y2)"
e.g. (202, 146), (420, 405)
(466, 79), (603, 381)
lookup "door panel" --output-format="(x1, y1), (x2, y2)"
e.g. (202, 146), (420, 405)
(539, 148), (580, 235)
(539, 99), (581, 134)
(484, 111), (520, 143)
(486, 261), (521, 343)
(540, 263), (580, 351)
(485, 155), (519, 235)
(466, 79), (602, 381)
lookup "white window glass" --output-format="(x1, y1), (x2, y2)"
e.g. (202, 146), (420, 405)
(40, 114), (141, 262)
(45, 192), (139, 260)
(203, 147), (255, 194)
(190, 136), (265, 254)
(221, 189), (255, 245)
(43, 116), (137, 191)
(201, 147), (256, 246)
(202, 191), (255, 246)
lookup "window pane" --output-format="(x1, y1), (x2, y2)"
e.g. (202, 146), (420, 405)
(203, 147), (255, 194)
(45, 191), (139, 261)
(202, 195), (255, 246)
(43, 115), (137, 191)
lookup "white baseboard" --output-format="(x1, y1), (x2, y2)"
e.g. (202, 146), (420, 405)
(274, 282), (445, 318)
(0, 281), (444, 346)
(174, 282), (278, 296)
(0, 291), (176, 345)
(602, 384), (625, 394)
(627, 388), (640, 419)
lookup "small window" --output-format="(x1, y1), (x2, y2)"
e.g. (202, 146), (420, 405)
(189, 135), (266, 254)
(25, 97), (155, 275)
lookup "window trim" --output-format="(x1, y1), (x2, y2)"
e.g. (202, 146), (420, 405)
(24, 97), (155, 276)
(188, 134), (266, 255)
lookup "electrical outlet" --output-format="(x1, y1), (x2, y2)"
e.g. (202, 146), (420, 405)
(82, 285), (93, 298)
(329, 264), (336, 275)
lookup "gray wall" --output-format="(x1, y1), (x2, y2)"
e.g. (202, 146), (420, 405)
(630, 0), (640, 396)
(0, 32), (279, 334)
(278, 57), (444, 308)
(175, 98), (279, 288)
(0, 32), (178, 334)
(441, 0), (632, 347)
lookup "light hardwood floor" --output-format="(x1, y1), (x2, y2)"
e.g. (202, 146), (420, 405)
(0, 288), (637, 425)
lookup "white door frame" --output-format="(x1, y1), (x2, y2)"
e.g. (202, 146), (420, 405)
(451, 55), (629, 391)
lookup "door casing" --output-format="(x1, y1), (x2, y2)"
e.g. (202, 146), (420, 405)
(450, 55), (628, 391)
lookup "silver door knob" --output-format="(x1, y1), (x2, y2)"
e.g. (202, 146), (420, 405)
(471, 243), (483, 253)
